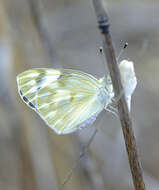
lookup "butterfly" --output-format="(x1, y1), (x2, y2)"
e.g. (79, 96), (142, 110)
(17, 60), (137, 135)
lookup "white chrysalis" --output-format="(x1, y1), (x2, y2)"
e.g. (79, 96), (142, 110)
(119, 60), (137, 110)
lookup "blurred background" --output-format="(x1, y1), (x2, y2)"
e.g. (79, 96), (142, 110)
(0, 0), (159, 189)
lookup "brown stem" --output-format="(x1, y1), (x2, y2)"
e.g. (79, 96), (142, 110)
(91, 0), (146, 189)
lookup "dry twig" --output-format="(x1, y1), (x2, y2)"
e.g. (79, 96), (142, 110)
(91, 0), (146, 189)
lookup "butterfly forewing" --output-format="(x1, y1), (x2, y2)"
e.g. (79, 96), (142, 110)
(17, 68), (61, 109)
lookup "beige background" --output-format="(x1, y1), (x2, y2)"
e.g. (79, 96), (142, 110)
(0, 0), (159, 189)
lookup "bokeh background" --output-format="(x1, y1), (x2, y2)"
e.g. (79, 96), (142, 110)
(0, 0), (159, 189)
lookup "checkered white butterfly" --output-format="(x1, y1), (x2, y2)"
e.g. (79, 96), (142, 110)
(17, 60), (137, 135)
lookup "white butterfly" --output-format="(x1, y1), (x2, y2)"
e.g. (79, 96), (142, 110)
(17, 60), (137, 135)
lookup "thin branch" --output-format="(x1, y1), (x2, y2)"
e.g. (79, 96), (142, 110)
(91, 0), (146, 189)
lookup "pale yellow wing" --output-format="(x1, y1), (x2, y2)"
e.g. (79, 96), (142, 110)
(17, 68), (109, 134)
(17, 68), (61, 110)
(36, 69), (106, 134)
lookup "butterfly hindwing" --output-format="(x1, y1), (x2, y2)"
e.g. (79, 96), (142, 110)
(36, 70), (105, 134)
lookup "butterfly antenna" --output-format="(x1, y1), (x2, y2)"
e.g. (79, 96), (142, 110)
(60, 128), (98, 190)
(117, 42), (128, 62)
(99, 46), (108, 70)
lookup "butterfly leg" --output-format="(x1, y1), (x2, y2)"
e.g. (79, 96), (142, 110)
(111, 90), (131, 112)
(106, 105), (119, 118)
(111, 88), (124, 107)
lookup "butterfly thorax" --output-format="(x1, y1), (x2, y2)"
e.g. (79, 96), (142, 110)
(98, 75), (114, 109)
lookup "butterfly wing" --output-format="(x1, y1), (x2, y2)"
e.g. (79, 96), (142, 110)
(17, 68), (107, 134)
(37, 69), (106, 134)
(17, 68), (61, 110)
